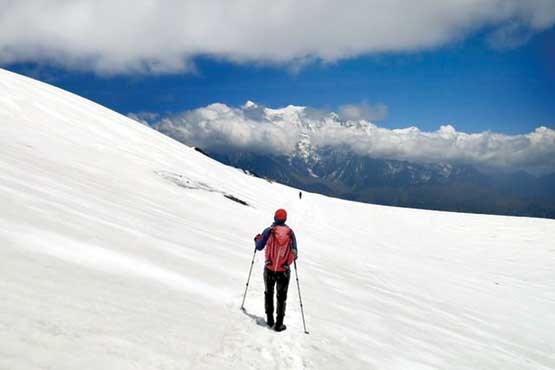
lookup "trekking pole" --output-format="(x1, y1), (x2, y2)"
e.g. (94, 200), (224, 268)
(293, 260), (309, 334)
(240, 249), (257, 311)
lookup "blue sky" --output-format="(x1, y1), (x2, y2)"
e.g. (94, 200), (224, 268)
(6, 26), (554, 135)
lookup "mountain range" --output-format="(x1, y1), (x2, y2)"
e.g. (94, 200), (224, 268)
(156, 102), (555, 219)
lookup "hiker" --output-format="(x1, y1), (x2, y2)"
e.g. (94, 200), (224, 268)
(299, 191), (302, 199)
(254, 208), (298, 331)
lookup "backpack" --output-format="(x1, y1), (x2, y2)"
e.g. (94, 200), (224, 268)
(265, 225), (294, 272)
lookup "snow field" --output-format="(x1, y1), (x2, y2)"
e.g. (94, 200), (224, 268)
(1, 68), (555, 370)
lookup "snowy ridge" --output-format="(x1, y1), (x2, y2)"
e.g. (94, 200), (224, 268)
(1, 68), (555, 370)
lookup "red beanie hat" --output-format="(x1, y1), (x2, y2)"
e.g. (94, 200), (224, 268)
(274, 208), (287, 222)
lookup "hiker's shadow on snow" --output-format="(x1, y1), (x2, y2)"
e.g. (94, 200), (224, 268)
(241, 308), (271, 329)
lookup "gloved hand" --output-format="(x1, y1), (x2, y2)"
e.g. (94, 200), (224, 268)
(282, 263), (290, 270)
(254, 234), (262, 242)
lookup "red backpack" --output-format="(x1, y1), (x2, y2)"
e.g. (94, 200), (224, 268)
(265, 225), (295, 272)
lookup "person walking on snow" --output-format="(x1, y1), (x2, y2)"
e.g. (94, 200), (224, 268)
(254, 208), (298, 332)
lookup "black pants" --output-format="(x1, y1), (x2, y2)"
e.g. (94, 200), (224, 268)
(264, 268), (291, 318)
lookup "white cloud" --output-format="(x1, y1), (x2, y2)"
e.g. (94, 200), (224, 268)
(156, 103), (300, 154)
(150, 102), (555, 174)
(127, 112), (160, 126)
(1, 0), (554, 74)
(338, 102), (388, 121)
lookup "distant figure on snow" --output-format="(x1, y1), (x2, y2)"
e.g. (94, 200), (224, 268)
(254, 209), (298, 331)
(299, 191), (302, 199)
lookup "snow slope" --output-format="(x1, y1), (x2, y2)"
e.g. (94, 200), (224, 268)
(1, 68), (555, 370)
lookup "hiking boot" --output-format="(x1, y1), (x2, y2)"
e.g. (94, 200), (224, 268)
(274, 315), (286, 332)
(266, 314), (274, 327)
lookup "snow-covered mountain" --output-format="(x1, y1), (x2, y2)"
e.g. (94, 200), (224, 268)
(199, 146), (555, 219)
(1, 68), (555, 370)
(155, 102), (555, 218)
